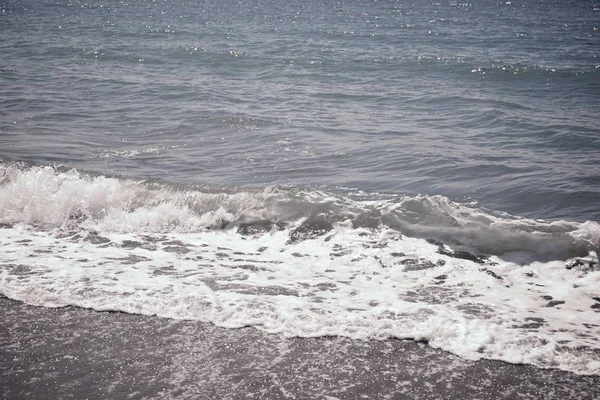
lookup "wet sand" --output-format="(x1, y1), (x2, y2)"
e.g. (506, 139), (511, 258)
(1, 297), (598, 400)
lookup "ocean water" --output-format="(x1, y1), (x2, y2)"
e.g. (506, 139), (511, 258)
(1, 0), (599, 375)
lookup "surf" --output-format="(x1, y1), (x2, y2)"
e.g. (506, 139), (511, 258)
(1, 162), (599, 375)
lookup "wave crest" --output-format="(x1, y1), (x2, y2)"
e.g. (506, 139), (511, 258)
(0, 163), (597, 261)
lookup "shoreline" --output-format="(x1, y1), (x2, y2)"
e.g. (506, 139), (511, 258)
(1, 297), (599, 399)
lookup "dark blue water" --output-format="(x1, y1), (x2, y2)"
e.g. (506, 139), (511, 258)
(1, 0), (599, 221)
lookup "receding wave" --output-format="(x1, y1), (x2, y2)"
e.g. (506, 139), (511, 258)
(1, 162), (599, 375)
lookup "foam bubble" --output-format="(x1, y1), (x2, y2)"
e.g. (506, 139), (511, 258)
(1, 163), (599, 375)
(0, 223), (599, 374)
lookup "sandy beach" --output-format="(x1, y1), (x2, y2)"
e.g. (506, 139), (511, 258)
(1, 297), (598, 399)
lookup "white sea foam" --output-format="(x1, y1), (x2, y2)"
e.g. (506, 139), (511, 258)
(1, 163), (599, 375)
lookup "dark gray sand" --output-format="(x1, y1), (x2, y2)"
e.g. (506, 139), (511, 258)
(1, 297), (598, 400)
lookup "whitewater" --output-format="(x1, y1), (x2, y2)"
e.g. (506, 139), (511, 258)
(1, 163), (598, 375)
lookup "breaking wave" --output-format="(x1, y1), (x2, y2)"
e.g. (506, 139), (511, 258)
(0, 163), (597, 261)
(1, 162), (599, 375)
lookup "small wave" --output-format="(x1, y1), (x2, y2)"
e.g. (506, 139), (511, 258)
(0, 163), (597, 261)
(469, 62), (597, 78)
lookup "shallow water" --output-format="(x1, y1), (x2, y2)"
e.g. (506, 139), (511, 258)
(3, 297), (600, 399)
